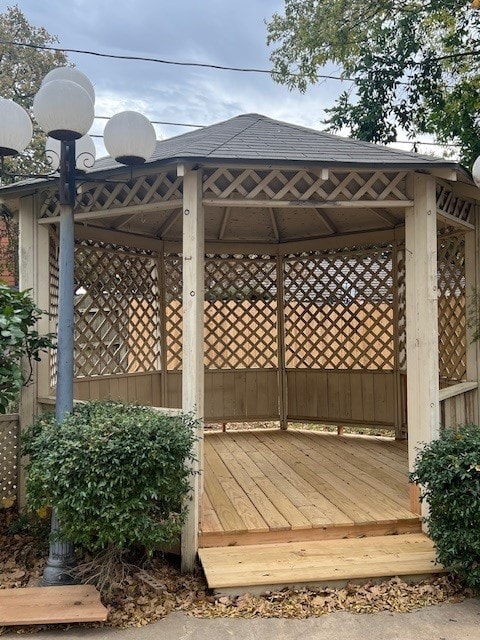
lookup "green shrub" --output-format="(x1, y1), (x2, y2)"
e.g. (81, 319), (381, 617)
(22, 401), (197, 554)
(0, 285), (54, 413)
(410, 424), (480, 591)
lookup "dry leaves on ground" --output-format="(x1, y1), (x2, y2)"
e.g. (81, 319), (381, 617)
(0, 508), (470, 634)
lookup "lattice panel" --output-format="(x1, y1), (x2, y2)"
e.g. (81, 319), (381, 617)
(205, 257), (278, 369)
(437, 233), (466, 382)
(436, 183), (475, 224)
(164, 254), (278, 370)
(74, 242), (160, 377)
(284, 246), (395, 370)
(164, 256), (183, 370)
(49, 234), (59, 389)
(40, 172), (182, 219)
(203, 168), (409, 203)
(1, 416), (18, 502)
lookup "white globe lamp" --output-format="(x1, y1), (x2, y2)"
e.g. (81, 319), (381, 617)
(33, 79), (94, 141)
(104, 111), (156, 165)
(0, 98), (33, 156)
(472, 156), (480, 189)
(41, 67), (95, 104)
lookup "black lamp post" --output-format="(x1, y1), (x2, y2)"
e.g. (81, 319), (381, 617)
(0, 66), (156, 585)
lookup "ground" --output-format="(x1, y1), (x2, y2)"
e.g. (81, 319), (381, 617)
(0, 507), (470, 635)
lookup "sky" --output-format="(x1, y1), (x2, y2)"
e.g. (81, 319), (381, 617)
(2, 0), (441, 159)
(3, 0), (347, 157)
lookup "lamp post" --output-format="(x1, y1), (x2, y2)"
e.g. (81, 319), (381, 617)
(0, 67), (156, 586)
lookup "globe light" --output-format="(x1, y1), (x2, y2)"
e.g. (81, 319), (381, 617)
(33, 79), (94, 141)
(41, 67), (95, 104)
(472, 156), (480, 189)
(0, 98), (33, 156)
(46, 134), (96, 172)
(104, 111), (156, 165)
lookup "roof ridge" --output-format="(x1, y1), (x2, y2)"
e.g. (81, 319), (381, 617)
(205, 114), (263, 157)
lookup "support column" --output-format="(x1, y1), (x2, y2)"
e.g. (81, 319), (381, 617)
(465, 218), (479, 424)
(17, 195), (50, 508)
(276, 254), (288, 429)
(180, 169), (205, 572)
(405, 173), (439, 519)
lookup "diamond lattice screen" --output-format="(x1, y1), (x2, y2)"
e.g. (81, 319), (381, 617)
(284, 245), (395, 370)
(74, 241), (160, 377)
(164, 254), (278, 370)
(0, 417), (18, 503)
(437, 232), (466, 383)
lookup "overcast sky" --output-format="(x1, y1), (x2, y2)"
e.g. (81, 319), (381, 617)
(3, 0), (352, 157)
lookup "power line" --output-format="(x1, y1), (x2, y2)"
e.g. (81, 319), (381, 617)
(94, 115), (205, 128)
(0, 39), (350, 82)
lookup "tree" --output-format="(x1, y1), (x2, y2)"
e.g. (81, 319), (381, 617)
(267, 1), (480, 167)
(0, 5), (68, 179)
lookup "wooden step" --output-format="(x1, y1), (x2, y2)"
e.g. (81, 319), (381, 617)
(199, 533), (444, 595)
(0, 585), (108, 626)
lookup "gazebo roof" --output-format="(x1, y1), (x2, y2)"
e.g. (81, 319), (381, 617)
(93, 112), (460, 172)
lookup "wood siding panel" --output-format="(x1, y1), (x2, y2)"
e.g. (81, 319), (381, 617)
(286, 370), (395, 426)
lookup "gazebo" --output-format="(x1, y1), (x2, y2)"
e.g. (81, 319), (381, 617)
(2, 113), (479, 591)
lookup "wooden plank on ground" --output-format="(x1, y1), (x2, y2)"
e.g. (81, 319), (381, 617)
(0, 585), (107, 625)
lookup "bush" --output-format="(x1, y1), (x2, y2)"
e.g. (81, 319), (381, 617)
(410, 424), (480, 591)
(22, 401), (197, 555)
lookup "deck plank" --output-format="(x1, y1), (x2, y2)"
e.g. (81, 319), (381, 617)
(205, 439), (269, 533)
(0, 585), (107, 626)
(291, 432), (415, 515)
(199, 533), (443, 591)
(201, 430), (420, 546)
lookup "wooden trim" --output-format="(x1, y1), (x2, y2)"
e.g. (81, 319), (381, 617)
(38, 199), (183, 224)
(409, 483), (422, 516)
(203, 198), (413, 209)
(392, 239), (403, 439)
(181, 169), (205, 571)
(276, 255), (287, 429)
(73, 224), (163, 252)
(437, 209), (475, 231)
(438, 381), (478, 402)
(157, 245), (168, 405)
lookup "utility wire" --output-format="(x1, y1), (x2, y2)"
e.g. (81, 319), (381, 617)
(0, 39), (350, 82)
(94, 115), (204, 128)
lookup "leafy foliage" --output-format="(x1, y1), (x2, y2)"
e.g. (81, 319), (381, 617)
(22, 401), (198, 554)
(0, 5), (68, 179)
(267, 1), (480, 166)
(410, 424), (480, 591)
(0, 285), (53, 413)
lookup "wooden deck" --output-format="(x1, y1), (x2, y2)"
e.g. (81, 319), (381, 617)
(200, 429), (420, 547)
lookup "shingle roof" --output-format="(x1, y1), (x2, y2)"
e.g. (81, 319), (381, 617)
(93, 112), (458, 172)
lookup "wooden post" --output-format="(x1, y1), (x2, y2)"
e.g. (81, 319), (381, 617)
(17, 195), (50, 508)
(180, 169), (205, 572)
(276, 254), (288, 429)
(465, 217), (479, 425)
(392, 237), (404, 439)
(405, 174), (439, 520)
(156, 241), (168, 406)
